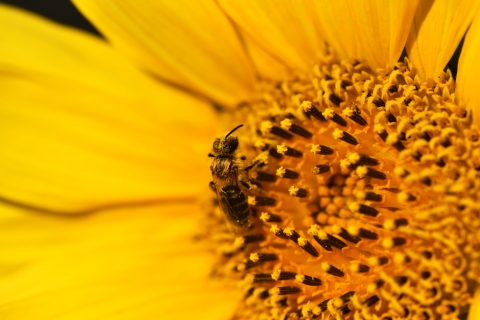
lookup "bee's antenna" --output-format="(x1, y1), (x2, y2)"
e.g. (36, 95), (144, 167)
(225, 124), (244, 139)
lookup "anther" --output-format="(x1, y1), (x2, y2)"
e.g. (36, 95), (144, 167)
(317, 299), (331, 313)
(260, 212), (282, 223)
(420, 176), (432, 186)
(288, 186), (308, 198)
(270, 225), (289, 239)
(382, 237), (407, 249)
(375, 124), (388, 141)
(350, 264), (370, 273)
(364, 192), (382, 202)
(301, 101), (327, 122)
(276, 166), (299, 179)
(384, 218), (408, 230)
(261, 121), (293, 139)
(284, 227), (318, 257)
(394, 166), (409, 178)
(295, 274), (322, 286)
(357, 228), (379, 240)
(310, 144), (334, 155)
(248, 196), (276, 206)
(354, 154), (379, 166)
(329, 93), (342, 106)
(247, 273), (275, 283)
(277, 144), (303, 157)
(268, 148), (283, 159)
(250, 253), (278, 263)
(236, 260), (256, 271)
(333, 225), (361, 243)
(258, 289), (269, 299)
(270, 286), (302, 295)
(333, 129), (358, 145)
(321, 262), (345, 277)
(362, 295), (380, 307)
(271, 270), (297, 281)
(386, 133), (406, 151)
(337, 291), (355, 305)
(343, 104), (367, 126)
(280, 119), (312, 138)
(314, 230), (347, 251)
(397, 192), (416, 203)
(367, 279), (385, 293)
(368, 256), (388, 266)
(237, 234), (265, 246)
(349, 202), (379, 217)
(386, 112), (397, 123)
(323, 108), (347, 126)
(356, 166), (387, 180)
(311, 164), (330, 175)
(373, 98), (385, 107)
(251, 171), (277, 182)
(394, 276), (408, 286)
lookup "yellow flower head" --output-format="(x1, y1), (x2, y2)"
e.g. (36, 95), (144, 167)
(2, 1), (480, 319)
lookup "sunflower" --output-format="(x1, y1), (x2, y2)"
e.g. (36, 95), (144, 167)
(1, 1), (480, 319)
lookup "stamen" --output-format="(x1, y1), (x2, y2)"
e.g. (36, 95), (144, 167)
(310, 144), (334, 155)
(356, 166), (387, 180)
(276, 166), (299, 179)
(277, 144), (303, 157)
(259, 212), (282, 223)
(328, 93), (342, 106)
(343, 103), (367, 126)
(280, 119), (312, 138)
(248, 196), (276, 206)
(350, 263), (370, 273)
(362, 295), (380, 307)
(295, 274), (322, 286)
(311, 164), (330, 175)
(349, 202), (379, 217)
(301, 101), (327, 122)
(284, 227), (319, 257)
(251, 171), (277, 182)
(288, 186), (308, 198)
(249, 253), (278, 263)
(261, 121), (293, 139)
(333, 129), (358, 145)
(322, 108), (347, 126)
(321, 262), (345, 277)
(270, 286), (302, 295)
(271, 270), (296, 281)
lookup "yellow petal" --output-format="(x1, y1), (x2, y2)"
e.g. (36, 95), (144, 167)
(406, 0), (480, 79)
(311, 1), (361, 61)
(0, 202), (240, 319)
(0, 5), (217, 213)
(218, 0), (326, 72)
(346, 0), (419, 70)
(73, 0), (256, 108)
(456, 11), (480, 126)
(469, 287), (480, 320)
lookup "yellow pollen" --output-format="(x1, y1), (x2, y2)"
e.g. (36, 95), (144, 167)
(204, 56), (480, 320)
(288, 186), (299, 196)
(276, 144), (288, 155)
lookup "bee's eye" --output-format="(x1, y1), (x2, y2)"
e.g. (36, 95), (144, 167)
(227, 137), (238, 153)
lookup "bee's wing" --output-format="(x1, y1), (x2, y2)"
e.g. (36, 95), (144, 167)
(213, 174), (250, 235)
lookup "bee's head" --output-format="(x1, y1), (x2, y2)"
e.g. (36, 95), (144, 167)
(213, 124), (243, 155)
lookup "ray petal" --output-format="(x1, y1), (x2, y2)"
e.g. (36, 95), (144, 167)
(73, 0), (256, 108)
(346, 0), (419, 70)
(406, 0), (480, 79)
(0, 202), (240, 319)
(218, 0), (326, 72)
(0, 5), (217, 213)
(456, 10), (480, 126)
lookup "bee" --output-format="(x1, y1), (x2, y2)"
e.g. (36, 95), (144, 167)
(208, 124), (252, 233)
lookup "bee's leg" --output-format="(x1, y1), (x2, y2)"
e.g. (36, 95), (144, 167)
(208, 153), (215, 158)
(209, 181), (216, 192)
(240, 179), (261, 191)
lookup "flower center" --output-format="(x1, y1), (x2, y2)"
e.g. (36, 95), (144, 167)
(205, 55), (480, 319)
